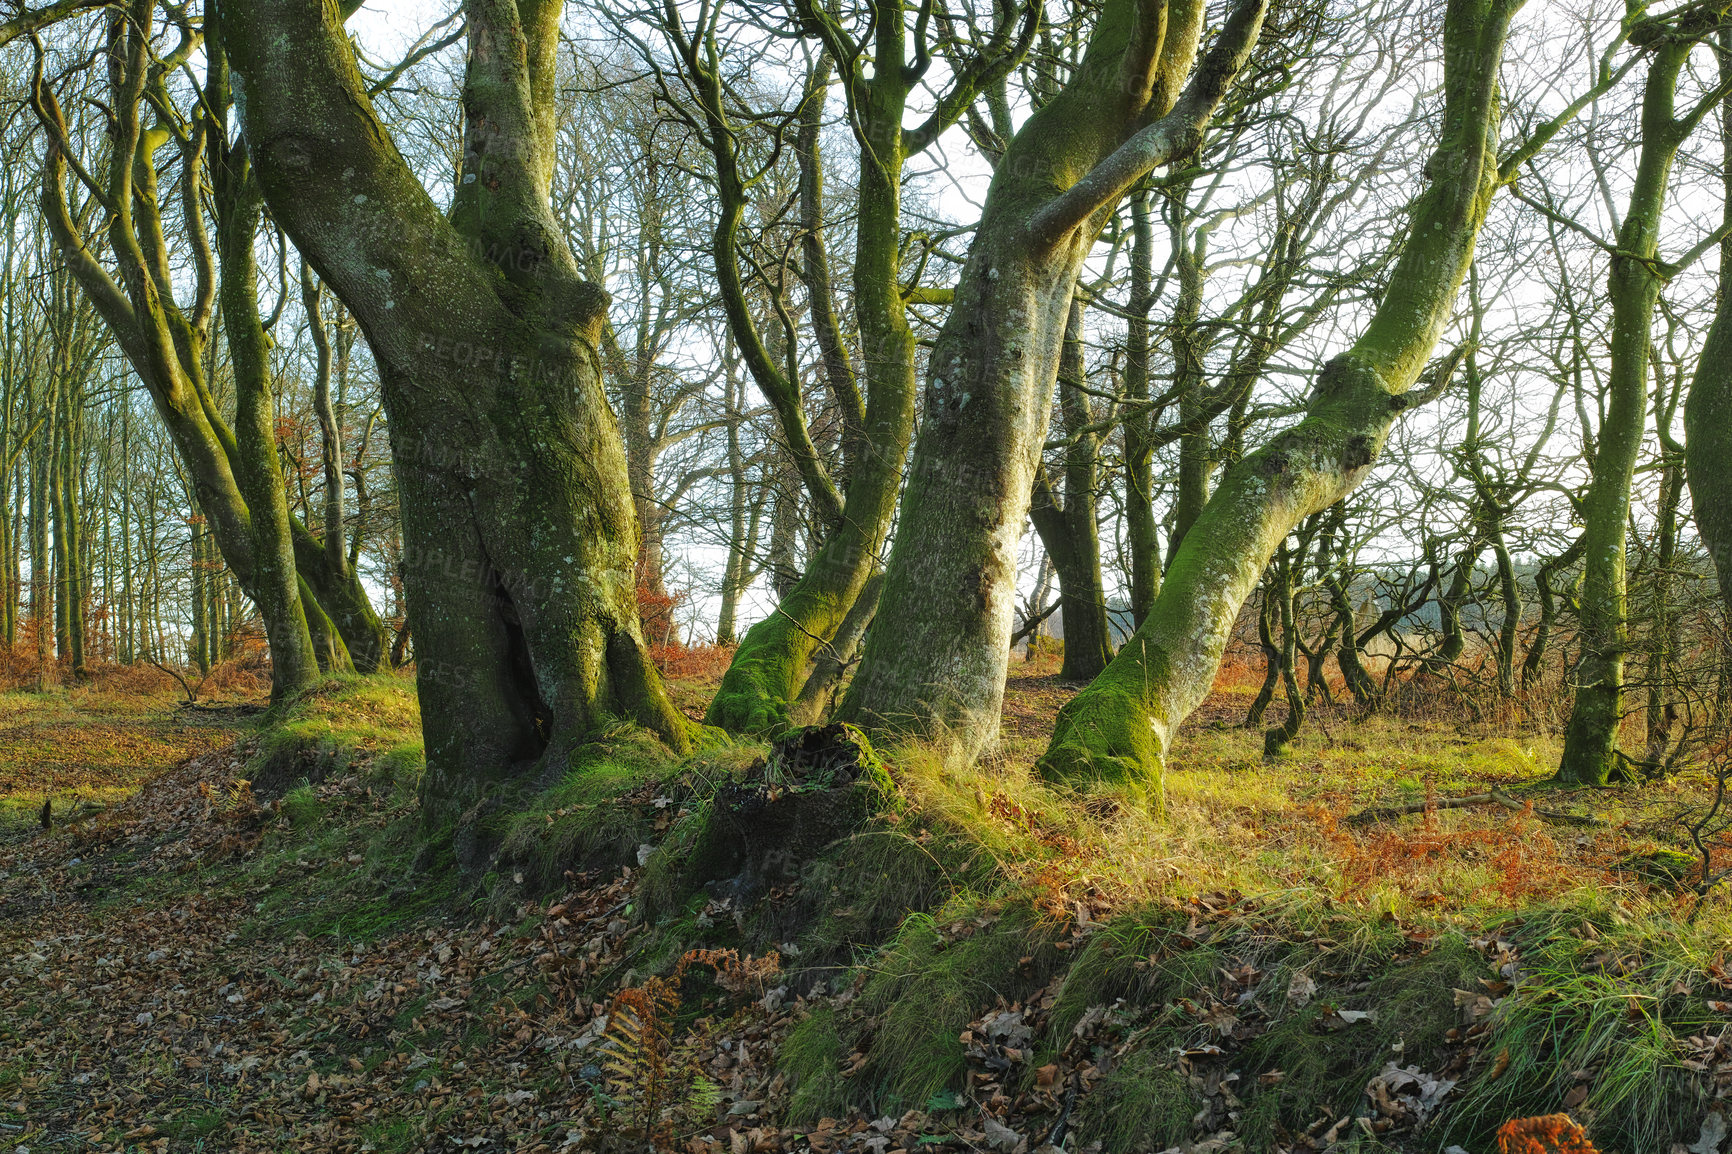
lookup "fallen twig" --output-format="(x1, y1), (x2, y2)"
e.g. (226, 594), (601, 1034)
(1345, 788), (1605, 828)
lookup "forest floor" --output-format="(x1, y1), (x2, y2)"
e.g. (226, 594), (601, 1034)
(1, 660), (1730, 1154)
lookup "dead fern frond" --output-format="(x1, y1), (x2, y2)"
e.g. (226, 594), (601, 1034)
(1496, 1114), (1599, 1154)
(595, 948), (784, 1149)
(683, 947), (782, 997)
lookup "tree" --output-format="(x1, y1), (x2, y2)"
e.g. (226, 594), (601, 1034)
(224, 0), (692, 830)
(1548, 9), (1731, 785)
(1038, 0), (1596, 789)
(840, 0), (1271, 762)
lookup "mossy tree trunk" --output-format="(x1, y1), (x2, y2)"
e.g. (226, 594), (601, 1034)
(681, 1), (1036, 734)
(1039, 0), (1537, 788)
(225, 0), (693, 825)
(1558, 19), (1729, 786)
(209, 47), (344, 691)
(841, 0), (1270, 762)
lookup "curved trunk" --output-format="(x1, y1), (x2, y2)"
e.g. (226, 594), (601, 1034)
(1244, 582), (1279, 728)
(1040, 0), (1515, 788)
(1521, 537), (1581, 689)
(290, 522), (388, 672)
(301, 266), (348, 584)
(215, 140), (329, 695)
(1559, 34), (1701, 786)
(842, 0), (1268, 761)
(1264, 555), (1305, 758)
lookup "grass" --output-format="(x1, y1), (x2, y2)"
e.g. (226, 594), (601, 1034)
(0, 686), (241, 834)
(9, 652), (1732, 1151)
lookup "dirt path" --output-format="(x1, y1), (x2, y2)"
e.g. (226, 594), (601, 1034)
(0, 691), (245, 837)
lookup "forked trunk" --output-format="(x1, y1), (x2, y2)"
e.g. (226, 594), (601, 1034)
(226, 0), (691, 830)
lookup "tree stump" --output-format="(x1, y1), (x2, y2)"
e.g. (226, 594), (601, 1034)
(680, 723), (892, 908)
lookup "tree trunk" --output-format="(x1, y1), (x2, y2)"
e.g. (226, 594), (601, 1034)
(1522, 537), (1580, 689)
(1644, 460), (1684, 762)
(1559, 31), (1704, 786)
(1123, 188), (1162, 624)
(1166, 203), (1213, 562)
(1244, 581), (1279, 728)
(1685, 29), (1732, 611)
(29, 423), (50, 690)
(212, 124), (328, 697)
(302, 265), (348, 585)
(225, 0), (691, 827)
(1029, 297), (1111, 681)
(1040, 0), (1516, 788)
(1265, 546), (1305, 758)
(842, 0), (1268, 762)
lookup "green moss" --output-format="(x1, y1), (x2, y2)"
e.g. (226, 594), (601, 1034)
(706, 582), (859, 736)
(247, 675), (424, 795)
(1037, 682), (1166, 794)
(1614, 848), (1699, 888)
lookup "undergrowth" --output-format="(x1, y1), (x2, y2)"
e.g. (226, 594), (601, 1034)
(16, 667), (1732, 1152)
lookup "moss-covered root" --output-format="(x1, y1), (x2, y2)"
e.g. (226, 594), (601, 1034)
(703, 633), (797, 736)
(1037, 681), (1168, 792)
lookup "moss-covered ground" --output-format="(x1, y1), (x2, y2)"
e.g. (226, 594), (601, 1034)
(1, 657), (1730, 1152)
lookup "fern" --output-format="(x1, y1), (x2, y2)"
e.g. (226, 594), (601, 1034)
(1497, 1115), (1600, 1154)
(595, 949), (784, 1149)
